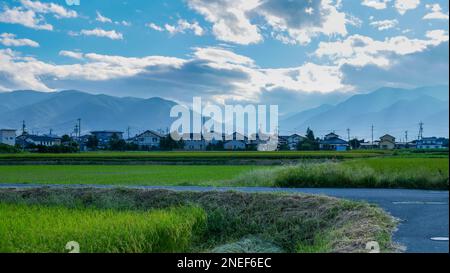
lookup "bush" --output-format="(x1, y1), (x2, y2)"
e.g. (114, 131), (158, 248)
(0, 144), (20, 153)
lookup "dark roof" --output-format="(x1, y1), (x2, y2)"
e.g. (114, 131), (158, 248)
(135, 130), (164, 138)
(90, 130), (123, 134)
(380, 134), (395, 139)
(320, 137), (348, 145)
(24, 135), (61, 141)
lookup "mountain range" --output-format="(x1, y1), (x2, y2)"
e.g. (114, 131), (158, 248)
(280, 85), (449, 140)
(0, 90), (177, 137)
(0, 85), (448, 140)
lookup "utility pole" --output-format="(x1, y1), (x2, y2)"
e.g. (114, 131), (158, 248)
(49, 129), (53, 136)
(347, 128), (351, 142)
(127, 126), (130, 139)
(22, 120), (26, 135)
(418, 122), (424, 140)
(405, 130), (408, 143)
(74, 124), (79, 139)
(371, 125), (374, 148)
(77, 118), (81, 139)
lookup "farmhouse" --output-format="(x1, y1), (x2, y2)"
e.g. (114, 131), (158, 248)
(379, 134), (396, 150)
(416, 137), (447, 149)
(16, 133), (61, 147)
(131, 130), (163, 149)
(0, 129), (16, 146)
(319, 132), (349, 151)
(287, 134), (306, 150)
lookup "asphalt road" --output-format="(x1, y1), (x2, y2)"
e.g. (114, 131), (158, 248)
(0, 184), (448, 253)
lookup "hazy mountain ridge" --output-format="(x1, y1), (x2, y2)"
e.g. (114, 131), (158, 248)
(280, 85), (449, 139)
(0, 85), (448, 139)
(0, 90), (177, 135)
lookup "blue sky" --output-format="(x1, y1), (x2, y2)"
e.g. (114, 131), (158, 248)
(0, 0), (448, 113)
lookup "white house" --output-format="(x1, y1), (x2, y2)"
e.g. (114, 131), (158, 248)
(0, 129), (16, 146)
(131, 130), (163, 149)
(287, 134), (306, 150)
(417, 137), (446, 149)
(16, 134), (61, 147)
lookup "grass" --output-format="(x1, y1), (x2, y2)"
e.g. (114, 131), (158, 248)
(230, 158), (449, 190)
(0, 165), (264, 186)
(0, 203), (206, 253)
(0, 188), (398, 253)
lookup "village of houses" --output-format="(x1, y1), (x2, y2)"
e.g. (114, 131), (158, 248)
(0, 123), (448, 152)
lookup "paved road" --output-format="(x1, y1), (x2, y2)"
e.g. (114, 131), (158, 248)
(0, 184), (448, 253)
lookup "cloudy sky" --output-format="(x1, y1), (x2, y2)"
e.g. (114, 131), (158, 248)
(0, 0), (448, 114)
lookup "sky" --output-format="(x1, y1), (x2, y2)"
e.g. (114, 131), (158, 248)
(0, 0), (448, 114)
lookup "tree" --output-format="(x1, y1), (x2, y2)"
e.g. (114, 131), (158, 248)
(206, 141), (224, 151)
(349, 138), (361, 149)
(108, 133), (126, 151)
(306, 127), (315, 142)
(160, 135), (184, 150)
(298, 128), (319, 150)
(61, 134), (72, 143)
(86, 135), (99, 150)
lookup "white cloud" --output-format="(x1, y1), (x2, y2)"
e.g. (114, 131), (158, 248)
(187, 0), (262, 45)
(423, 4), (449, 20)
(370, 19), (398, 30)
(147, 19), (204, 36)
(20, 0), (77, 19)
(119, 21), (132, 27)
(71, 28), (124, 40)
(0, 46), (352, 102)
(59, 50), (84, 60)
(187, 0), (354, 46)
(315, 30), (448, 68)
(0, 33), (39, 47)
(361, 0), (391, 10)
(0, 6), (53, 30)
(95, 11), (112, 23)
(0, 1), (77, 31)
(193, 47), (255, 66)
(395, 0), (420, 15)
(165, 19), (204, 36)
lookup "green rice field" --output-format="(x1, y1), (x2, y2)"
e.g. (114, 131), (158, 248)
(0, 203), (206, 253)
(0, 165), (263, 185)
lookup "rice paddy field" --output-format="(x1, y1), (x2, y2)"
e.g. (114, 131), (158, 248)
(0, 204), (205, 253)
(0, 165), (263, 185)
(0, 156), (447, 189)
(0, 150), (393, 165)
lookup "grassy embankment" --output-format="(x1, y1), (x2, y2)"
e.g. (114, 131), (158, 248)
(231, 158), (449, 190)
(0, 188), (398, 253)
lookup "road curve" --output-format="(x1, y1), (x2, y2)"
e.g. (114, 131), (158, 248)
(0, 184), (448, 253)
